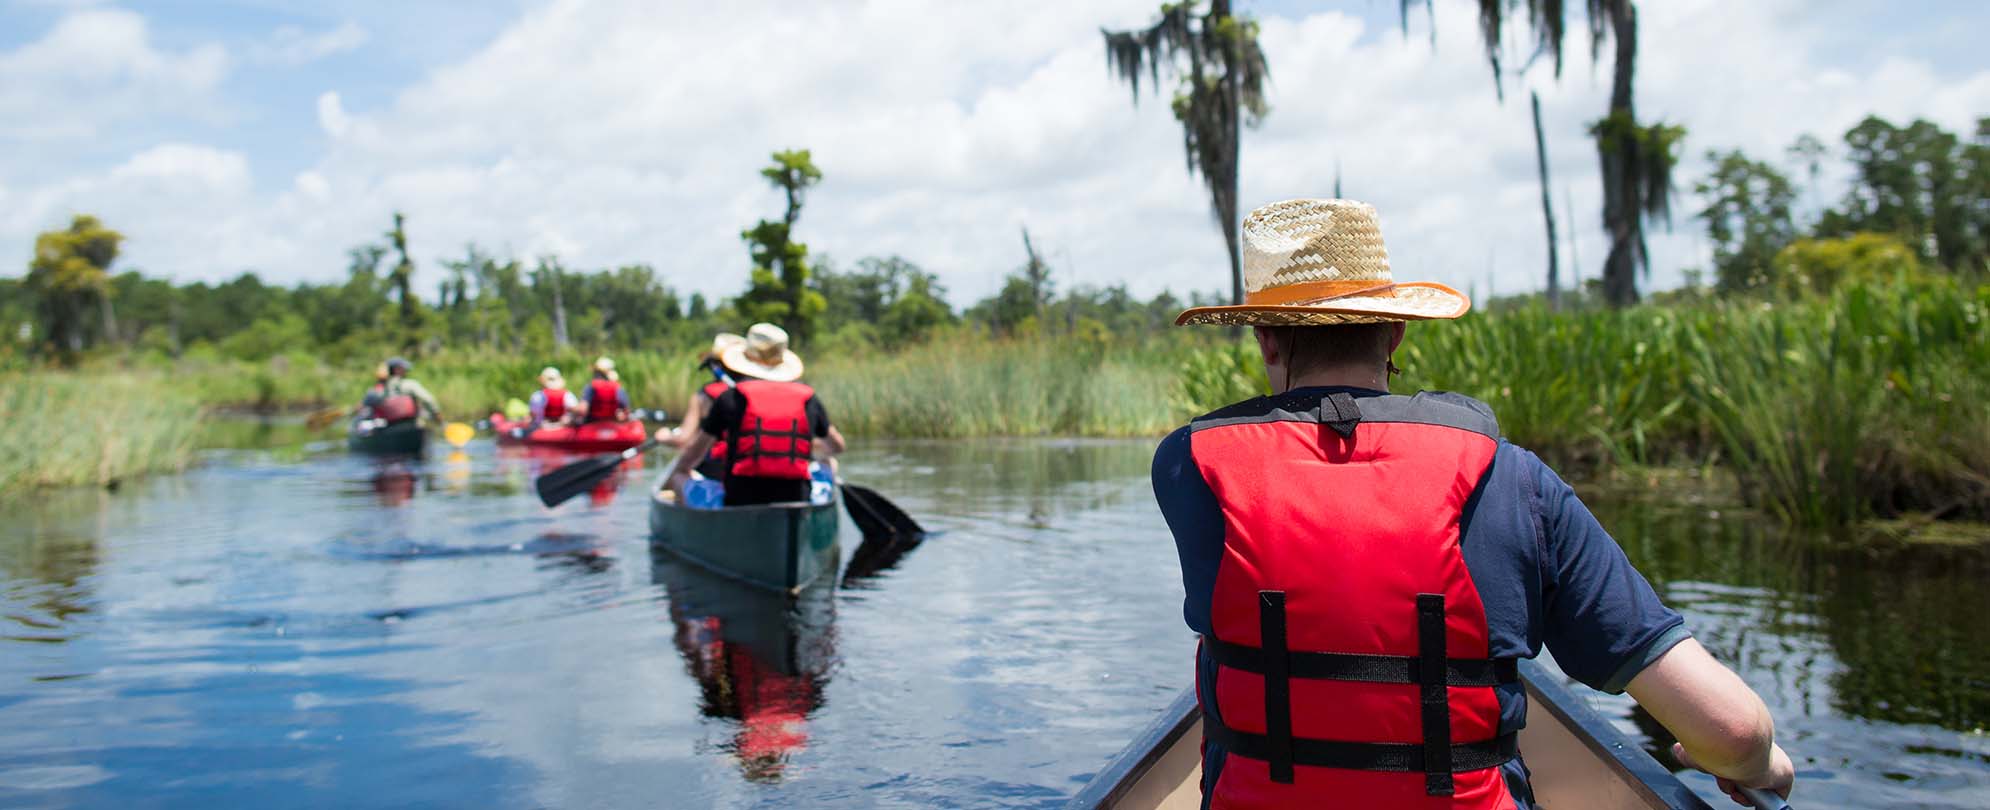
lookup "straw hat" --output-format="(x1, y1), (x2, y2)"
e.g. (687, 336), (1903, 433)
(1175, 198), (1471, 326)
(593, 356), (619, 382)
(720, 322), (805, 382)
(538, 366), (565, 388)
(700, 332), (745, 362)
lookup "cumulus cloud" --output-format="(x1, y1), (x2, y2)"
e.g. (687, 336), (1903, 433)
(5, 0), (1988, 304)
(0, 8), (227, 141)
(250, 21), (370, 66)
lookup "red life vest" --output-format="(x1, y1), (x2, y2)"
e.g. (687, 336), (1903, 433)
(541, 387), (568, 422)
(1187, 392), (1517, 809)
(586, 378), (622, 422)
(702, 381), (731, 462)
(726, 380), (814, 481)
(373, 393), (418, 423)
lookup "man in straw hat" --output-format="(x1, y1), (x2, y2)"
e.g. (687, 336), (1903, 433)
(1152, 199), (1792, 808)
(663, 323), (846, 506)
(577, 356), (630, 424)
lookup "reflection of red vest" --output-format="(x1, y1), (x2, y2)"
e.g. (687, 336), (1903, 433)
(373, 394), (418, 423)
(702, 381), (731, 462)
(1188, 392), (1516, 809)
(727, 381), (813, 481)
(586, 379), (621, 421)
(541, 387), (568, 422)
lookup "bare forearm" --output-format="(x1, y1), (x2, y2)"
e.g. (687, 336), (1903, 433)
(1627, 639), (1779, 781)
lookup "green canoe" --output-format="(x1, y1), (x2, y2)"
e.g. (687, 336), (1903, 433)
(348, 418), (428, 455)
(648, 487), (841, 594)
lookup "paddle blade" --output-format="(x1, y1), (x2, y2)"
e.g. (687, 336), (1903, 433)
(536, 453), (626, 508)
(841, 483), (924, 538)
(535, 439), (655, 508)
(443, 422), (476, 447)
(305, 405), (349, 430)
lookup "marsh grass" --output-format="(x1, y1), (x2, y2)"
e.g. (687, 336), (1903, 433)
(19, 280), (1985, 526)
(0, 374), (202, 492)
(1181, 280), (1990, 526)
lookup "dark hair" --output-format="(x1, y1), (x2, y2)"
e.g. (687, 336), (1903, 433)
(1270, 323), (1395, 374)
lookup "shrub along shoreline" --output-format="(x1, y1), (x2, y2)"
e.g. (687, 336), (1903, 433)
(6, 278), (1985, 529)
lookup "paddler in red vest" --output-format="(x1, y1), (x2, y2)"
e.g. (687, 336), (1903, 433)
(528, 366), (579, 428)
(357, 362), (390, 419)
(1152, 199), (1794, 809)
(577, 356), (630, 424)
(656, 332), (745, 480)
(663, 323), (846, 506)
(375, 356), (441, 425)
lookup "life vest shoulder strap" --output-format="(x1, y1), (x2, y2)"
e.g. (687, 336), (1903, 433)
(1190, 390), (1499, 440)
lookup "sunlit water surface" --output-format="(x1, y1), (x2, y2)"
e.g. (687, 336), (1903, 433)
(0, 437), (1984, 808)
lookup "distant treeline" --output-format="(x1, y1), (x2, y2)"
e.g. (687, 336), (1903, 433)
(3, 148), (1225, 367)
(5, 113), (1984, 367)
(0, 220), (1218, 367)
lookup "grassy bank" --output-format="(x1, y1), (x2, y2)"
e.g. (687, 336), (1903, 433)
(1173, 279), (1988, 526)
(11, 279), (1985, 529)
(0, 374), (203, 492)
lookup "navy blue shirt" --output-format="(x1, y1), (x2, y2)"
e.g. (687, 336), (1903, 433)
(1152, 386), (1688, 801)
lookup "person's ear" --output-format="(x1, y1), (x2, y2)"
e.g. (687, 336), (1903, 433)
(1386, 322), (1406, 354)
(1253, 326), (1281, 367)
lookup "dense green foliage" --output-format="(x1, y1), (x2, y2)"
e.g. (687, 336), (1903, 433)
(1178, 277), (1990, 527)
(1697, 116), (1990, 294)
(737, 150), (828, 340)
(23, 215), (123, 357)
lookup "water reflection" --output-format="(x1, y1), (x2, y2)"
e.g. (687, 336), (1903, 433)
(654, 551), (837, 783)
(0, 433), (1982, 808)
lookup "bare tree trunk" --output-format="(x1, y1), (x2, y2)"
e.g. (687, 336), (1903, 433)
(551, 269), (570, 349)
(98, 292), (120, 345)
(1565, 184), (1581, 296)
(1597, 2), (1641, 307)
(1215, 0), (1244, 308)
(1531, 91), (1560, 309)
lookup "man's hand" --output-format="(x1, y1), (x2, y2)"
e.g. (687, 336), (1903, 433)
(665, 471), (691, 498)
(655, 426), (685, 447)
(1674, 741), (1793, 806)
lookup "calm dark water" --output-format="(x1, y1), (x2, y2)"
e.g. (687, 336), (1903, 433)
(0, 437), (1985, 808)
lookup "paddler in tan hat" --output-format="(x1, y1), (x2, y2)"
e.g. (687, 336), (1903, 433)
(1150, 199), (1793, 807)
(662, 323), (846, 506)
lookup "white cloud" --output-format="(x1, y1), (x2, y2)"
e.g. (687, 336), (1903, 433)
(0, 8), (227, 141)
(5, 0), (1988, 306)
(250, 21), (370, 66)
(317, 91), (352, 138)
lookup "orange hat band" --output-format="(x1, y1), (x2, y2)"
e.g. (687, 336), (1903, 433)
(1243, 280), (1397, 307)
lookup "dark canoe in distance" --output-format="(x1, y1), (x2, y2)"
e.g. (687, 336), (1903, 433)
(1065, 659), (1716, 810)
(648, 487), (841, 594)
(348, 419), (427, 455)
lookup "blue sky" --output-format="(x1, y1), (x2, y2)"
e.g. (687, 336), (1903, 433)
(3, 0), (1987, 304)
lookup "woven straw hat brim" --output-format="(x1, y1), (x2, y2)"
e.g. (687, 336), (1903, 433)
(719, 344), (805, 383)
(1175, 282), (1470, 326)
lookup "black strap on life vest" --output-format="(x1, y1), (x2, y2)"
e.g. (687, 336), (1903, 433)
(740, 417), (812, 462)
(1418, 593), (1455, 795)
(1219, 590), (1517, 792)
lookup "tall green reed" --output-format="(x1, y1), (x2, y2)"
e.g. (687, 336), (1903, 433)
(0, 374), (203, 493)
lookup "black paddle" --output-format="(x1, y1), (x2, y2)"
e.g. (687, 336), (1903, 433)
(535, 439), (655, 508)
(841, 482), (924, 538)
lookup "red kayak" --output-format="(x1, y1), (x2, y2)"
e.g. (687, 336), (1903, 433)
(490, 414), (647, 453)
